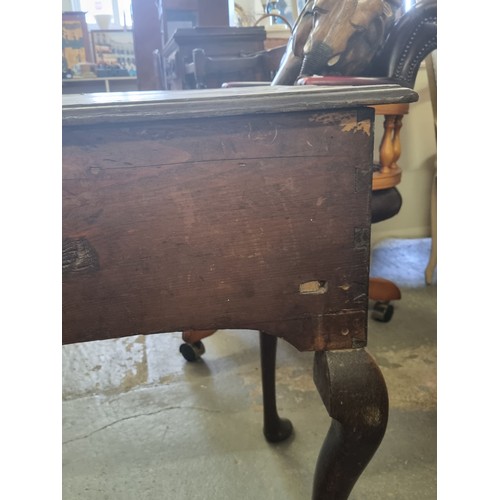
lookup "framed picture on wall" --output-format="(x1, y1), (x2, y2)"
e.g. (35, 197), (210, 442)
(62, 12), (93, 76)
(91, 30), (137, 77)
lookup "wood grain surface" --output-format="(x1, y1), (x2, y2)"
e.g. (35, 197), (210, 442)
(63, 86), (416, 351)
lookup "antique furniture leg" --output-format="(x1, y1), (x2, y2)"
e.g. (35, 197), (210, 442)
(180, 329), (216, 362)
(260, 331), (293, 442)
(180, 328), (294, 443)
(312, 349), (388, 500)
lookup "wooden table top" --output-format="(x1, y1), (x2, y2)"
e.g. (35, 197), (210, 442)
(62, 85), (418, 125)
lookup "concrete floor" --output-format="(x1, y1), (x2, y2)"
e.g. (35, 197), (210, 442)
(62, 238), (437, 499)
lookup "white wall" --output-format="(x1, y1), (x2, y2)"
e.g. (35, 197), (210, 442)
(371, 64), (437, 245)
(62, 0), (73, 11)
(232, 0), (298, 25)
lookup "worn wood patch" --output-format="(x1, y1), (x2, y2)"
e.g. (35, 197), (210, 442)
(63, 238), (100, 275)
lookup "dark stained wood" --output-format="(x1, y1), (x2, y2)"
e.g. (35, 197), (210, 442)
(161, 26), (268, 89)
(195, 0), (229, 26)
(131, 0), (231, 89)
(160, 0), (229, 27)
(62, 84), (416, 498)
(188, 45), (284, 89)
(63, 109), (372, 350)
(61, 85), (418, 124)
(312, 349), (389, 499)
(260, 332), (293, 442)
(62, 86), (417, 352)
(131, 0), (163, 90)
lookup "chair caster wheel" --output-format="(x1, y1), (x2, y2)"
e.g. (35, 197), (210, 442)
(372, 301), (394, 322)
(179, 340), (206, 362)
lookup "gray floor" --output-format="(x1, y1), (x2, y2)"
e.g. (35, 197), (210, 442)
(62, 238), (437, 499)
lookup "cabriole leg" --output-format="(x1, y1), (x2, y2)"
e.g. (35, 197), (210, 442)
(259, 331), (293, 442)
(312, 349), (388, 499)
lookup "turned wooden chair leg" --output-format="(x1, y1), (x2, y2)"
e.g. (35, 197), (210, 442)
(392, 114), (403, 166)
(312, 349), (388, 500)
(259, 331), (294, 443)
(379, 114), (396, 174)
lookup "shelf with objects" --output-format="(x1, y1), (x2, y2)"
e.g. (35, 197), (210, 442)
(62, 76), (138, 94)
(62, 12), (138, 94)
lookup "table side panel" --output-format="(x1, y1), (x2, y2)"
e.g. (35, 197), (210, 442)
(62, 108), (375, 351)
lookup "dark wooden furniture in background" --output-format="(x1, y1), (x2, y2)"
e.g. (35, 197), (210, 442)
(158, 0), (230, 41)
(161, 26), (285, 90)
(131, 0), (287, 91)
(131, 0), (163, 90)
(63, 83), (417, 498)
(131, 0), (231, 90)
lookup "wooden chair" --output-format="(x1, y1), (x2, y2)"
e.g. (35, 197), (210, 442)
(187, 44), (287, 89)
(160, 26), (287, 90)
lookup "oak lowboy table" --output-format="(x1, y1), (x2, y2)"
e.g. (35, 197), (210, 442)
(62, 84), (417, 499)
